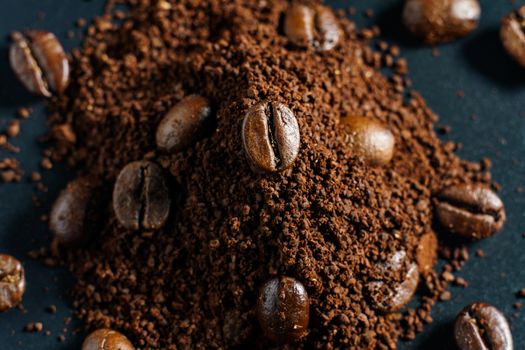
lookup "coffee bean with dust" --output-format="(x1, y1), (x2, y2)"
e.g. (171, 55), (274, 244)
(402, 0), (481, 45)
(436, 184), (505, 239)
(257, 276), (310, 343)
(156, 95), (213, 153)
(82, 328), (135, 350)
(0, 254), (26, 312)
(501, 6), (525, 68)
(367, 251), (419, 312)
(9, 30), (69, 97)
(284, 3), (340, 51)
(113, 161), (171, 230)
(454, 302), (513, 350)
(242, 102), (300, 173)
(341, 116), (395, 166)
(50, 178), (99, 247)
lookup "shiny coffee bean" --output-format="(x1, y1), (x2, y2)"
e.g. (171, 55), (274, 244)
(156, 95), (213, 153)
(402, 0), (481, 45)
(82, 329), (135, 350)
(50, 178), (97, 247)
(257, 276), (309, 343)
(0, 254), (26, 312)
(436, 184), (505, 240)
(501, 6), (525, 68)
(367, 251), (419, 312)
(113, 161), (171, 230)
(416, 232), (438, 275)
(454, 303), (513, 350)
(242, 102), (300, 173)
(284, 3), (340, 51)
(9, 30), (69, 97)
(341, 116), (395, 166)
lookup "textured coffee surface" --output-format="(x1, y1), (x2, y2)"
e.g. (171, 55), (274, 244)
(40, 0), (500, 348)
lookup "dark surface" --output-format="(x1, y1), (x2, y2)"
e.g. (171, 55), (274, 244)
(0, 0), (524, 349)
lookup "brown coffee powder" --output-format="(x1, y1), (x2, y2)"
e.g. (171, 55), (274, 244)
(40, 0), (495, 349)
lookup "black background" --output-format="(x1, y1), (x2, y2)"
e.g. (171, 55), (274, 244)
(0, 0), (524, 349)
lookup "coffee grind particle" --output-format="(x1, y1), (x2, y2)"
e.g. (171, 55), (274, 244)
(41, 0), (503, 349)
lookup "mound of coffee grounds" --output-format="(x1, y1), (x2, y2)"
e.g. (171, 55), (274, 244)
(40, 0), (497, 348)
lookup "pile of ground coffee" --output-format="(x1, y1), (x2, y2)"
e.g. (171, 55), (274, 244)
(41, 0), (495, 348)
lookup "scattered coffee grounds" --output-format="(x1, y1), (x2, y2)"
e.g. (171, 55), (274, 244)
(37, 0), (505, 348)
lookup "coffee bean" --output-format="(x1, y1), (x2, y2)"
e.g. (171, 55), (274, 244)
(454, 303), (513, 350)
(416, 232), (438, 275)
(50, 178), (98, 247)
(156, 95), (213, 153)
(284, 3), (340, 51)
(367, 251), (419, 312)
(501, 6), (525, 68)
(9, 30), (69, 97)
(82, 328), (135, 350)
(257, 276), (309, 343)
(436, 184), (505, 239)
(242, 102), (300, 173)
(402, 0), (481, 44)
(0, 254), (26, 312)
(113, 161), (171, 230)
(341, 116), (395, 166)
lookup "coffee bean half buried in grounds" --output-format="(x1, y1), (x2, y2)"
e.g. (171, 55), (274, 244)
(0, 254), (26, 313)
(50, 178), (98, 247)
(82, 328), (135, 350)
(436, 184), (505, 240)
(156, 95), (213, 153)
(113, 161), (171, 231)
(9, 30), (69, 97)
(454, 303), (513, 350)
(501, 6), (525, 68)
(257, 276), (310, 343)
(284, 3), (340, 51)
(367, 251), (419, 313)
(402, 0), (481, 45)
(242, 102), (300, 173)
(341, 116), (395, 166)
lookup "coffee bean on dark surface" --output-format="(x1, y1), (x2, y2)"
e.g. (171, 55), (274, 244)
(284, 3), (340, 51)
(454, 303), (513, 350)
(367, 251), (420, 312)
(9, 30), (69, 97)
(436, 184), (506, 239)
(0, 254), (26, 312)
(50, 178), (97, 247)
(501, 6), (525, 68)
(82, 328), (135, 350)
(113, 161), (170, 230)
(242, 101), (300, 173)
(257, 277), (310, 343)
(156, 95), (213, 153)
(402, 0), (481, 44)
(341, 116), (395, 166)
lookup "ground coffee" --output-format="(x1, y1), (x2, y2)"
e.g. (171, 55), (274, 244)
(39, 0), (501, 348)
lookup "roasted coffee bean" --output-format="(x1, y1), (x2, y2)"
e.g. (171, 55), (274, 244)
(454, 303), (513, 350)
(367, 251), (419, 312)
(9, 30), (69, 97)
(341, 116), (395, 166)
(156, 95), (213, 153)
(242, 102), (300, 173)
(501, 6), (525, 68)
(113, 161), (170, 230)
(257, 276), (309, 343)
(0, 254), (26, 312)
(436, 184), (505, 240)
(50, 178), (97, 247)
(82, 329), (135, 350)
(416, 232), (438, 274)
(284, 3), (340, 51)
(402, 0), (481, 45)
